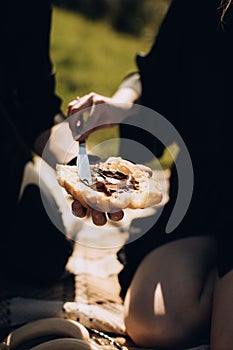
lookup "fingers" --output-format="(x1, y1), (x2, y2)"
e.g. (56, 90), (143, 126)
(107, 210), (124, 221)
(91, 209), (124, 225)
(67, 92), (106, 118)
(67, 93), (98, 141)
(72, 200), (108, 227)
(67, 93), (95, 117)
(91, 209), (107, 226)
(67, 92), (124, 141)
(92, 207), (124, 225)
(72, 200), (87, 218)
(71, 200), (124, 226)
(67, 94), (94, 140)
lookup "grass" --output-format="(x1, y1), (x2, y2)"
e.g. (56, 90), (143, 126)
(50, 6), (156, 157)
(51, 6), (154, 112)
(50, 6), (174, 165)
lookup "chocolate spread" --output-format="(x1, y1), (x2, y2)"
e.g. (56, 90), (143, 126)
(89, 165), (139, 196)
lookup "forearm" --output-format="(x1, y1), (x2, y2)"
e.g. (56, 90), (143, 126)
(112, 72), (142, 103)
(112, 87), (139, 103)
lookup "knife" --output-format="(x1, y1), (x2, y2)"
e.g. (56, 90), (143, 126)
(77, 141), (92, 185)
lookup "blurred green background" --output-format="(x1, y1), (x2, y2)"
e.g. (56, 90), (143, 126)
(51, 0), (170, 111)
(50, 0), (174, 163)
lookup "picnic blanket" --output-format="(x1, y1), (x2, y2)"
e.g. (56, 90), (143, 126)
(0, 241), (210, 350)
(0, 157), (210, 349)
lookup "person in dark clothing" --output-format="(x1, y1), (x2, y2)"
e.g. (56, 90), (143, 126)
(0, 0), (76, 287)
(67, 0), (233, 348)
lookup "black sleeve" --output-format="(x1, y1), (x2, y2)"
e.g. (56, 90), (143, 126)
(137, 0), (221, 117)
(1, 0), (62, 149)
(134, 0), (231, 157)
(118, 0), (233, 296)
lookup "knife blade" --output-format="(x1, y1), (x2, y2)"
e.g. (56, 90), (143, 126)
(77, 141), (92, 185)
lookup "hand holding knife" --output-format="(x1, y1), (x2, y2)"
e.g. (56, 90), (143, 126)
(69, 97), (124, 225)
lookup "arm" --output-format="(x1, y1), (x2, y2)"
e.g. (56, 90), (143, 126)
(67, 72), (142, 141)
(111, 72), (142, 103)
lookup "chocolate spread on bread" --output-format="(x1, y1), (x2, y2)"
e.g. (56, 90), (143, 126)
(89, 164), (140, 197)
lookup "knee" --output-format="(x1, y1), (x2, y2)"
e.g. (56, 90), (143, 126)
(124, 306), (205, 348)
(125, 314), (185, 348)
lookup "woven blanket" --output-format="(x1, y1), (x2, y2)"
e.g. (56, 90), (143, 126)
(0, 241), (210, 350)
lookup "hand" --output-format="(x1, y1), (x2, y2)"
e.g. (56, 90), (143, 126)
(70, 163), (161, 226)
(71, 199), (124, 226)
(67, 92), (135, 141)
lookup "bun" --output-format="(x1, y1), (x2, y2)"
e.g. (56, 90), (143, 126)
(56, 157), (163, 212)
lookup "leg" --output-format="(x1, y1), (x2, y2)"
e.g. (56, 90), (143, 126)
(123, 236), (217, 348)
(211, 270), (233, 350)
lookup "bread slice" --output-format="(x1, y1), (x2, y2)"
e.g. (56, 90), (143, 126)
(56, 157), (163, 212)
